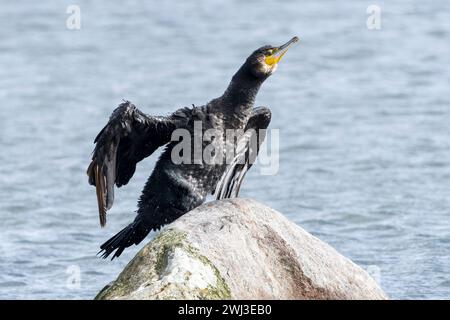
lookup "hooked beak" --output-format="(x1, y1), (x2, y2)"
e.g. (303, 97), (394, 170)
(265, 36), (299, 66)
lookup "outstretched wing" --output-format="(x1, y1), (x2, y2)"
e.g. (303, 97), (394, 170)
(87, 100), (190, 226)
(214, 106), (272, 199)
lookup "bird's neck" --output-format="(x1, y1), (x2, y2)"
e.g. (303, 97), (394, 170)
(220, 64), (264, 118)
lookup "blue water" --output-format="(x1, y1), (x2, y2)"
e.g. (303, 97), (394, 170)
(0, 0), (449, 299)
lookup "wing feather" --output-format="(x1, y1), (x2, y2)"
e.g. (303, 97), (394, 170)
(87, 101), (190, 226)
(214, 107), (271, 200)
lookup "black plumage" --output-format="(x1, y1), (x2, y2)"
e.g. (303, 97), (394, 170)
(87, 37), (298, 259)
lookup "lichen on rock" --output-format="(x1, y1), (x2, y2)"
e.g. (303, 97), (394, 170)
(95, 229), (230, 300)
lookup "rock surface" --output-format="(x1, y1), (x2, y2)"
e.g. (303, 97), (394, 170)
(95, 198), (387, 300)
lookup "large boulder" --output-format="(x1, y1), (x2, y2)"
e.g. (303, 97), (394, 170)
(95, 198), (387, 300)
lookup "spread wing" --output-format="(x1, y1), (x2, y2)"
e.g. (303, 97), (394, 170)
(87, 100), (190, 226)
(214, 106), (272, 199)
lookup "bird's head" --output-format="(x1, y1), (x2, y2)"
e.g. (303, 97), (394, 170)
(245, 36), (299, 79)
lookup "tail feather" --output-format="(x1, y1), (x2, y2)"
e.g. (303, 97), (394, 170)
(98, 220), (150, 260)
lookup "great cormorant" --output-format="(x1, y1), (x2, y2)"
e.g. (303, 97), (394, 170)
(87, 37), (299, 259)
